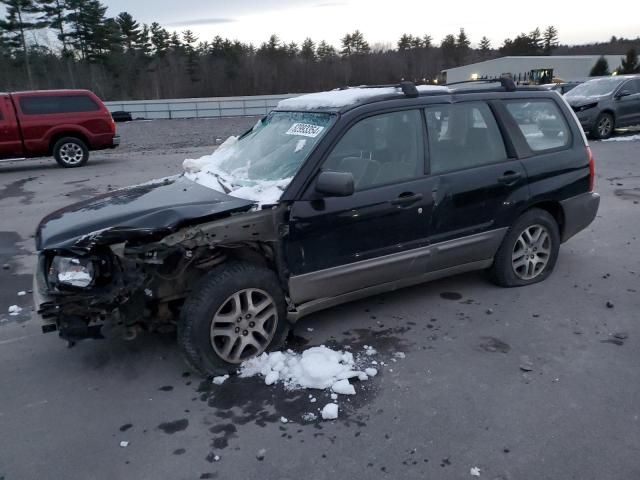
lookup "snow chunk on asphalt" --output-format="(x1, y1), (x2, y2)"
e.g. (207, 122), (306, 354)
(365, 368), (378, 377)
(240, 346), (359, 390)
(393, 352), (406, 359)
(302, 412), (317, 422)
(470, 466), (481, 476)
(364, 345), (377, 356)
(8, 305), (22, 316)
(331, 379), (356, 395)
(212, 375), (229, 385)
(17, 291), (26, 296)
(321, 403), (339, 420)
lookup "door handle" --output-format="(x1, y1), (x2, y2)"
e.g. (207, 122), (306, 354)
(391, 192), (423, 206)
(497, 171), (522, 185)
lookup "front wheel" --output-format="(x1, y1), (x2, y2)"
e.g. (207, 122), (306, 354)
(53, 137), (89, 168)
(178, 262), (289, 376)
(490, 209), (560, 287)
(591, 112), (614, 140)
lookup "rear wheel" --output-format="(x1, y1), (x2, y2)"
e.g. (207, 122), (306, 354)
(591, 112), (614, 140)
(53, 137), (89, 168)
(178, 261), (289, 376)
(490, 209), (560, 287)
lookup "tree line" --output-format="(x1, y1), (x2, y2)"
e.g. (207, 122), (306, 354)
(0, 0), (639, 100)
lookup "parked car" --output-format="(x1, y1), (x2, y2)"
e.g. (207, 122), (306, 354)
(33, 80), (599, 375)
(0, 89), (119, 167)
(565, 75), (640, 139)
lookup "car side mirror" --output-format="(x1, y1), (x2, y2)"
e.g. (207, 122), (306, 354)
(315, 171), (354, 197)
(615, 90), (631, 98)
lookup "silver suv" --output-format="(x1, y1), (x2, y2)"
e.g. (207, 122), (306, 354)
(565, 75), (640, 139)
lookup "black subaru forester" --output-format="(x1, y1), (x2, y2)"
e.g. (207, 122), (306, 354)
(34, 79), (600, 375)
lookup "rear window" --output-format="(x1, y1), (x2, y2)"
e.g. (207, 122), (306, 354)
(505, 99), (570, 152)
(19, 95), (100, 115)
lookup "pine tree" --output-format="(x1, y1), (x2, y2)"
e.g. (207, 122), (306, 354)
(618, 48), (639, 74)
(182, 29), (199, 82)
(300, 37), (316, 62)
(529, 27), (542, 54)
(422, 34), (432, 49)
(0, 0), (40, 87)
(455, 28), (470, 65)
(149, 22), (169, 56)
(397, 34), (412, 52)
(316, 40), (336, 60)
(341, 30), (369, 56)
(589, 56), (610, 76)
(543, 26), (558, 55)
(35, 0), (69, 53)
(115, 11), (141, 52)
(479, 36), (491, 57)
(65, 0), (111, 61)
(440, 34), (456, 67)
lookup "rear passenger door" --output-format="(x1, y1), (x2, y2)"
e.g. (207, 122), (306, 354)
(423, 101), (528, 270)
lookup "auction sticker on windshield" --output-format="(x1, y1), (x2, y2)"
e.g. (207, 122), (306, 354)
(286, 123), (325, 138)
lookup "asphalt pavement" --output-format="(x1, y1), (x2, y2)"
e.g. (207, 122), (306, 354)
(0, 121), (638, 480)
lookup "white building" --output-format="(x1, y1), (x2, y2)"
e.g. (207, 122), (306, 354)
(442, 55), (624, 84)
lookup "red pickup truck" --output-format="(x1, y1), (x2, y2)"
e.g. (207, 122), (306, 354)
(0, 89), (119, 168)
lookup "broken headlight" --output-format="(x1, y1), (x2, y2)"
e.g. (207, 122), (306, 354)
(48, 256), (95, 289)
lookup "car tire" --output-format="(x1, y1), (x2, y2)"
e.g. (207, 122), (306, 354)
(178, 261), (289, 376)
(490, 208), (560, 288)
(53, 137), (89, 168)
(591, 112), (615, 140)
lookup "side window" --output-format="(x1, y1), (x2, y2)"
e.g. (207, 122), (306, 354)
(19, 95), (99, 115)
(322, 110), (424, 190)
(626, 79), (640, 94)
(425, 102), (507, 175)
(504, 99), (570, 152)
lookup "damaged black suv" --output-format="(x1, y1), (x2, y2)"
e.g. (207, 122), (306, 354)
(34, 80), (600, 375)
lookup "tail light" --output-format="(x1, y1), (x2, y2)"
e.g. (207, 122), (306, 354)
(587, 146), (595, 192)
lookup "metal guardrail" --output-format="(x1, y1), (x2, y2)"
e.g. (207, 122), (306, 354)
(104, 93), (302, 120)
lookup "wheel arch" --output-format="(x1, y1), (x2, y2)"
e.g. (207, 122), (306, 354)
(521, 201), (565, 238)
(49, 131), (90, 155)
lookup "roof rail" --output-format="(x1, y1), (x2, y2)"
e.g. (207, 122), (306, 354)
(349, 81), (420, 98)
(446, 75), (517, 92)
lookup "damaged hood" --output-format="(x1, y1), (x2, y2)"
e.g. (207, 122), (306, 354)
(36, 175), (255, 250)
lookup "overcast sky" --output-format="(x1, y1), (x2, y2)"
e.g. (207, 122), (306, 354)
(103, 0), (637, 48)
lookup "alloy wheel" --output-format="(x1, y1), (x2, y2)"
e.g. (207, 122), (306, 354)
(512, 224), (552, 280)
(597, 116), (613, 138)
(210, 288), (278, 364)
(59, 143), (85, 165)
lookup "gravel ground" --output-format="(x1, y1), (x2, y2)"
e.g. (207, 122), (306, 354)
(115, 117), (260, 152)
(0, 119), (639, 480)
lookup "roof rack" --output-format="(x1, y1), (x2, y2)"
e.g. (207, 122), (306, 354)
(446, 76), (517, 92)
(347, 81), (420, 98)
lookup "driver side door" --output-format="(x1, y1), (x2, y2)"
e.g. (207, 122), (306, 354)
(285, 108), (437, 305)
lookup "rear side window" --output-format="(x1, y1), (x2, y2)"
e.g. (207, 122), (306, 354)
(19, 95), (100, 115)
(425, 102), (507, 174)
(504, 99), (570, 152)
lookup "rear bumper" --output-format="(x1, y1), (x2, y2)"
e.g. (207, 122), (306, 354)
(560, 192), (600, 242)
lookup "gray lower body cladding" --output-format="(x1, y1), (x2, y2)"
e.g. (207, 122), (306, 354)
(287, 228), (507, 321)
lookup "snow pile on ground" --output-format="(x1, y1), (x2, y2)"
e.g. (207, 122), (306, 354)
(601, 134), (640, 142)
(240, 346), (372, 390)
(8, 305), (22, 316)
(277, 85), (448, 110)
(183, 136), (289, 207)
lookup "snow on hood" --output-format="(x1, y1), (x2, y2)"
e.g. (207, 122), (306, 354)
(183, 136), (290, 207)
(277, 85), (448, 110)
